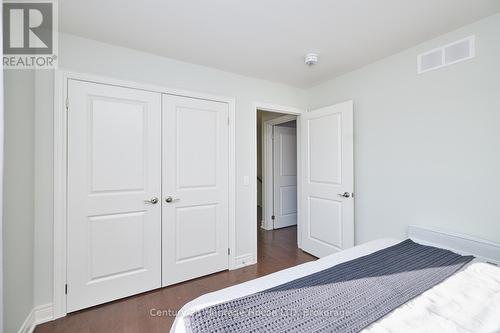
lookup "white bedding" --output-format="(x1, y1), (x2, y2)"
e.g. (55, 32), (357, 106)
(171, 238), (500, 333)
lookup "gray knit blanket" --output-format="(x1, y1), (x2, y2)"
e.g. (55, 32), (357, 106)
(185, 239), (473, 333)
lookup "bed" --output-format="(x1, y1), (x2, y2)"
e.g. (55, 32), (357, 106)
(171, 226), (500, 333)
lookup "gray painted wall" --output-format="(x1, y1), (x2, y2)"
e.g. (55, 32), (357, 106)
(34, 71), (54, 308)
(3, 70), (35, 333)
(307, 13), (500, 245)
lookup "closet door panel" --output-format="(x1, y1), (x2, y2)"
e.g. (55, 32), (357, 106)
(67, 80), (162, 312)
(162, 94), (229, 286)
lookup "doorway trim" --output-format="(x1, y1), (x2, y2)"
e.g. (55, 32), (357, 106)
(53, 69), (236, 319)
(262, 115), (298, 230)
(252, 103), (305, 265)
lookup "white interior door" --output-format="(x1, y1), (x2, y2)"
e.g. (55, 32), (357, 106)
(162, 94), (229, 286)
(273, 125), (297, 229)
(67, 80), (162, 312)
(299, 101), (354, 258)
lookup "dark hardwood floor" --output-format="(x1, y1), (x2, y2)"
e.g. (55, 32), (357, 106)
(36, 225), (315, 333)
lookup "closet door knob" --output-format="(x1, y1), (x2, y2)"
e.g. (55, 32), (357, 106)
(338, 192), (352, 198)
(144, 197), (159, 204)
(165, 196), (180, 203)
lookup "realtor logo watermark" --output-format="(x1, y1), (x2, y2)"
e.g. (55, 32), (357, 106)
(2, 0), (58, 69)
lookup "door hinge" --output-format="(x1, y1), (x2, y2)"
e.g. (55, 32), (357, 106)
(65, 284), (68, 295)
(228, 248), (231, 256)
(227, 117), (230, 126)
(271, 215), (275, 220)
(65, 96), (69, 111)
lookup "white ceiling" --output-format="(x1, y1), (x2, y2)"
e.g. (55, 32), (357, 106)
(59, 0), (500, 88)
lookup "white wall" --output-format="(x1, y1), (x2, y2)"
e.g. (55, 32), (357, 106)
(3, 70), (35, 333)
(307, 13), (500, 245)
(33, 33), (307, 307)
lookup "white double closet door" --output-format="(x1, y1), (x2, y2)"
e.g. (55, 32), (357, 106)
(67, 80), (229, 312)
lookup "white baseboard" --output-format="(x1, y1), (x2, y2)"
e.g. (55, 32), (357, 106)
(260, 219), (273, 231)
(233, 254), (255, 269)
(18, 303), (54, 333)
(18, 309), (35, 333)
(34, 303), (54, 325)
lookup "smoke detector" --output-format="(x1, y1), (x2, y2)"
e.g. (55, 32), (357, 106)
(305, 53), (318, 66)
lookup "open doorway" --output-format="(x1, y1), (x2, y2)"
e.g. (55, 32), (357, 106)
(257, 111), (298, 230)
(252, 101), (354, 265)
(256, 109), (308, 264)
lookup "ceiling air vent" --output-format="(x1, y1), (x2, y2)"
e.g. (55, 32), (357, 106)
(417, 36), (475, 74)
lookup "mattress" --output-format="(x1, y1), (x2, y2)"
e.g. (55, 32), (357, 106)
(171, 238), (500, 333)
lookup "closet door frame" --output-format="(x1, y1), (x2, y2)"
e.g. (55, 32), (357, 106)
(52, 70), (236, 319)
